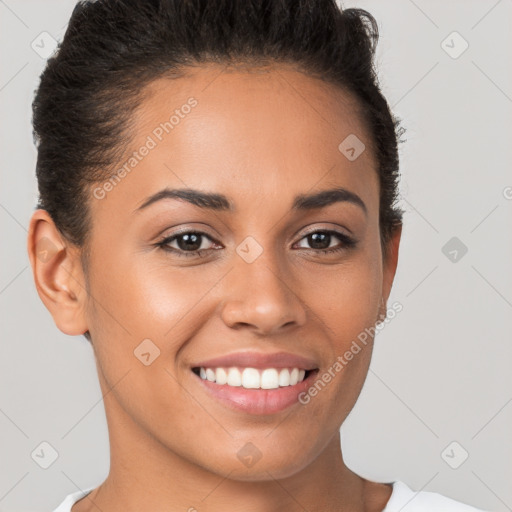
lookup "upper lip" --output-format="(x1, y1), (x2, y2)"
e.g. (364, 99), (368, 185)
(192, 351), (319, 370)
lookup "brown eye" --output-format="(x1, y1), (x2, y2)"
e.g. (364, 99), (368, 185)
(156, 231), (218, 258)
(295, 230), (357, 254)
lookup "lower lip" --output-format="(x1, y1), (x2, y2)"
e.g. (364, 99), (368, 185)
(192, 370), (319, 415)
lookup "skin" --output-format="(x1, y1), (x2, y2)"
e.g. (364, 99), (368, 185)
(28, 63), (401, 512)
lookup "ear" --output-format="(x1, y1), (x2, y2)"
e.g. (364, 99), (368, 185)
(27, 209), (89, 336)
(379, 223), (402, 319)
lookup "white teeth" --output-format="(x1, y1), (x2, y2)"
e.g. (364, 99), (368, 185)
(261, 368), (279, 389)
(242, 368), (260, 389)
(227, 367), (242, 386)
(278, 368), (290, 387)
(196, 366), (310, 389)
(216, 367), (227, 385)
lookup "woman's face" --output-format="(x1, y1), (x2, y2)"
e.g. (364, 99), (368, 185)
(45, 64), (400, 480)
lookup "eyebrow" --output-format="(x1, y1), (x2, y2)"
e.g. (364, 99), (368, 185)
(133, 186), (367, 216)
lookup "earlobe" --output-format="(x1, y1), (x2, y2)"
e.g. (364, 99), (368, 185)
(27, 209), (89, 336)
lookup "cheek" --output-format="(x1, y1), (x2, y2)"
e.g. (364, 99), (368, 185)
(300, 247), (383, 396)
(306, 251), (383, 339)
(85, 255), (209, 422)
(86, 252), (223, 359)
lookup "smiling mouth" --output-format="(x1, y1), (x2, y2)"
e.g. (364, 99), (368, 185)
(191, 366), (318, 390)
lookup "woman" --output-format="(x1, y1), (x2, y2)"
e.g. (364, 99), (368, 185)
(27, 0), (488, 510)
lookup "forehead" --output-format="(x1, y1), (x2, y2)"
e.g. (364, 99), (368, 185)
(90, 63), (379, 219)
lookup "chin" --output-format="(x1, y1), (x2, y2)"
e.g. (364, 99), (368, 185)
(200, 447), (315, 482)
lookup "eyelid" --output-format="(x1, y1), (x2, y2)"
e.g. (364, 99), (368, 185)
(298, 224), (353, 237)
(294, 223), (357, 247)
(157, 225), (220, 243)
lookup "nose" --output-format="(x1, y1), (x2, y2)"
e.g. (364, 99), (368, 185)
(219, 249), (307, 336)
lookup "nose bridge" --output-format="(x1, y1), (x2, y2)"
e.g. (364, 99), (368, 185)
(220, 236), (306, 334)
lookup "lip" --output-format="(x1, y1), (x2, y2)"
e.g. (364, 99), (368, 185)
(192, 368), (319, 415)
(191, 350), (319, 371)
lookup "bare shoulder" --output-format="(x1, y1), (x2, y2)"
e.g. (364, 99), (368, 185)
(362, 479), (394, 512)
(70, 488), (98, 512)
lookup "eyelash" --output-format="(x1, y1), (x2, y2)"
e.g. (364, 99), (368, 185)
(155, 229), (357, 258)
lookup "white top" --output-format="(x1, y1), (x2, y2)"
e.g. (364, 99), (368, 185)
(52, 480), (488, 511)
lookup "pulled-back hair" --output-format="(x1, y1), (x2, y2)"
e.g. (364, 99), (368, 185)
(32, 0), (404, 258)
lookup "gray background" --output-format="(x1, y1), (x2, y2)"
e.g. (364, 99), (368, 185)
(1, 0), (511, 510)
